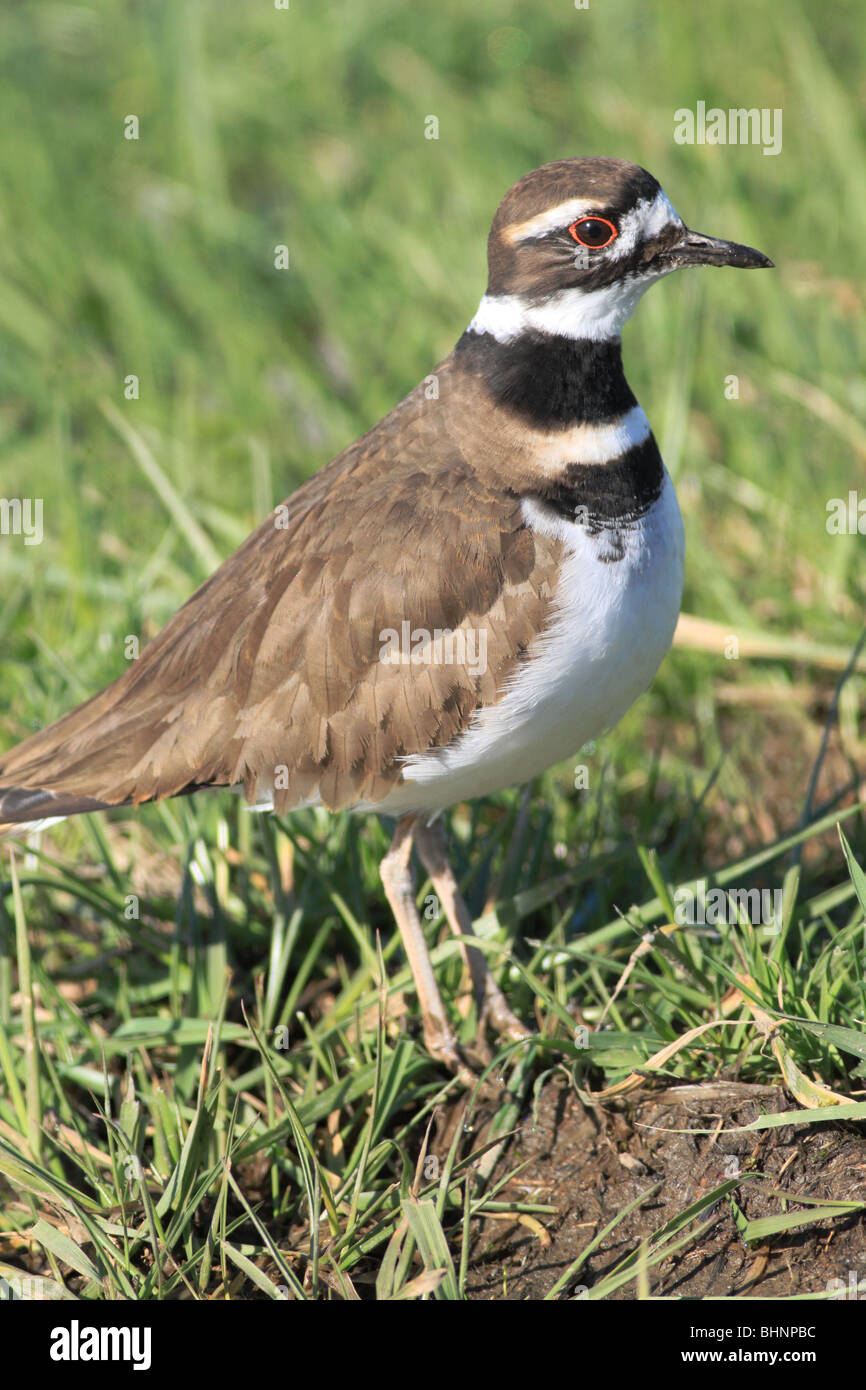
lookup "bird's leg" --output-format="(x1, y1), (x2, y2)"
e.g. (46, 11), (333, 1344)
(414, 818), (528, 1044)
(380, 815), (474, 1084)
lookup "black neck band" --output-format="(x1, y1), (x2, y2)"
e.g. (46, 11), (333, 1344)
(455, 328), (637, 427)
(522, 434), (664, 530)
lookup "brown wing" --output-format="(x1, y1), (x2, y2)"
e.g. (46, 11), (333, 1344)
(0, 368), (562, 824)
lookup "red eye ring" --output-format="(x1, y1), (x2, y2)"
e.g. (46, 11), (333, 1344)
(567, 216), (618, 249)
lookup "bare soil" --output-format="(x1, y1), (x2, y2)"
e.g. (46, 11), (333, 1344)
(462, 1077), (866, 1300)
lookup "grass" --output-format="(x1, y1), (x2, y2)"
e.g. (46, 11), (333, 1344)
(1, 0), (865, 1300)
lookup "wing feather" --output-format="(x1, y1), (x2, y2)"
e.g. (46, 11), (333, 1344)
(0, 361), (563, 823)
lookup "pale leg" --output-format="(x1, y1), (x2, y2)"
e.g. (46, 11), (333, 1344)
(415, 818), (528, 1043)
(379, 815), (474, 1084)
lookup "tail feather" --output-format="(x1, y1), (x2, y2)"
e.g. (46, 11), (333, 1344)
(0, 607), (241, 828)
(0, 784), (121, 824)
(0, 665), (152, 829)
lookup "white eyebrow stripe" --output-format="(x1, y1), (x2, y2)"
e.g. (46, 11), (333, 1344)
(506, 186), (683, 253)
(608, 189), (683, 259)
(506, 196), (609, 243)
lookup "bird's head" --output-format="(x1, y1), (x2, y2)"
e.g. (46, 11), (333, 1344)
(475, 157), (773, 342)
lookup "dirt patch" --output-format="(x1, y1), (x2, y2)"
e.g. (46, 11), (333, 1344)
(463, 1078), (866, 1300)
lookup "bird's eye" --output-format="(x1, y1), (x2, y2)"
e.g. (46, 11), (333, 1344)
(568, 216), (617, 249)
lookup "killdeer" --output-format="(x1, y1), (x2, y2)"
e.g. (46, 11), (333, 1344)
(0, 158), (772, 1079)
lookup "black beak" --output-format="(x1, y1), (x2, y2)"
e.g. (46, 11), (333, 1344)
(662, 228), (774, 271)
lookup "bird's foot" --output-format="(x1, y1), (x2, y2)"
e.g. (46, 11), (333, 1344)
(419, 1010), (479, 1090)
(480, 974), (531, 1046)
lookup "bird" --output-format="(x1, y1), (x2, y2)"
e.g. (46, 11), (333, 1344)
(0, 158), (772, 1080)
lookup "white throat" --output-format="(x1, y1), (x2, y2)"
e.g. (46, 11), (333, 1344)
(468, 273), (667, 345)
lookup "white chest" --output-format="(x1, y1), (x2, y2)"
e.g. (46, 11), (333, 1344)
(385, 469), (685, 815)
